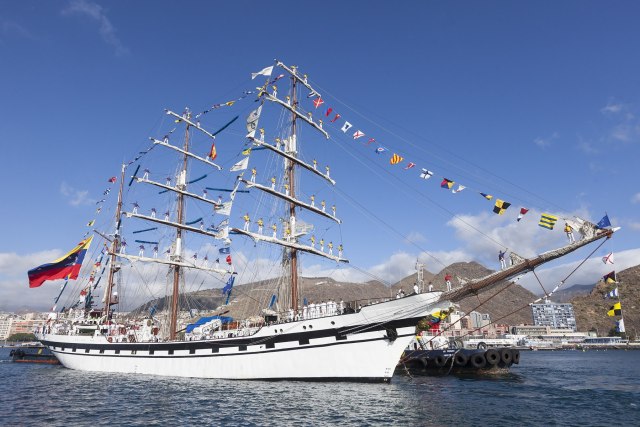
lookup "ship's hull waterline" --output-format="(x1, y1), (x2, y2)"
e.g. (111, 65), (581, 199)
(42, 293), (447, 381)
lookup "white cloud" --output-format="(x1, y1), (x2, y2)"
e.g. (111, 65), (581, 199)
(601, 102), (625, 115)
(533, 132), (558, 149)
(577, 139), (598, 155)
(60, 181), (94, 206)
(404, 231), (426, 245)
(600, 101), (640, 144)
(0, 19), (36, 41)
(62, 0), (129, 56)
(631, 193), (640, 204)
(627, 221), (640, 231)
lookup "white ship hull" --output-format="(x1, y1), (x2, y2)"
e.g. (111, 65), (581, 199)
(42, 293), (448, 382)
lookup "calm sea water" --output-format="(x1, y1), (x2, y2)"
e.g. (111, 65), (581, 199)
(1, 347), (638, 426)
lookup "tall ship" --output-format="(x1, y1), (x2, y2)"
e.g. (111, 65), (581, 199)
(31, 61), (617, 381)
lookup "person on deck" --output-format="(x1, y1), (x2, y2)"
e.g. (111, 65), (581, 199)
(243, 213), (250, 231)
(320, 239), (325, 252)
(310, 235), (316, 248)
(257, 218), (264, 234)
(310, 194), (315, 207)
(444, 274), (452, 291)
(338, 244), (343, 258)
(564, 222), (575, 244)
(328, 241), (334, 256)
(138, 245), (145, 257)
(321, 200), (326, 212)
(271, 176), (276, 190)
(271, 223), (277, 238)
(150, 208), (156, 218)
(250, 168), (257, 183)
(499, 250), (507, 270)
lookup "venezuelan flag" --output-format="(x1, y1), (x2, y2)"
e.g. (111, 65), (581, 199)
(28, 236), (93, 288)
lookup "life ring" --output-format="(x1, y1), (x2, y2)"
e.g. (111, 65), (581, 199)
(476, 341), (487, 350)
(454, 352), (469, 367)
(512, 349), (520, 364)
(484, 348), (500, 365)
(500, 348), (513, 365)
(470, 353), (486, 369)
(433, 354), (447, 367)
(107, 337), (113, 343)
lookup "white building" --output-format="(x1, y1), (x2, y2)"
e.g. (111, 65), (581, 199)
(531, 300), (577, 331)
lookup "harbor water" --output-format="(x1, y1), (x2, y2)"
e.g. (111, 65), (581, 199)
(1, 347), (638, 426)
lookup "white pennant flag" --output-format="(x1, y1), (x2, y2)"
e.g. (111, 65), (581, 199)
(246, 105), (262, 137)
(452, 185), (466, 194)
(353, 130), (365, 139)
(251, 66), (274, 80)
(419, 168), (433, 179)
(230, 157), (249, 172)
(341, 122), (353, 133)
(617, 318), (626, 333)
(602, 252), (614, 264)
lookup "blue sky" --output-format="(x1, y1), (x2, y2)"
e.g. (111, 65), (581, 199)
(1, 1), (639, 311)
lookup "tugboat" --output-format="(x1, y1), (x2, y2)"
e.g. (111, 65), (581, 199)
(10, 344), (61, 365)
(397, 333), (520, 374)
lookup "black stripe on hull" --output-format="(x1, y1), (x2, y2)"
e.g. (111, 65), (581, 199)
(47, 332), (415, 359)
(43, 317), (423, 353)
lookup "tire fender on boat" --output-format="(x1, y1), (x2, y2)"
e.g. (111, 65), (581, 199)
(476, 341), (487, 350)
(419, 357), (429, 368)
(433, 355), (447, 367)
(500, 348), (513, 365)
(512, 349), (521, 364)
(454, 352), (469, 367)
(470, 353), (486, 369)
(485, 348), (500, 365)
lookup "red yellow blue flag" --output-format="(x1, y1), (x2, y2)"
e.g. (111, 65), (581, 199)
(28, 236), (93, 288)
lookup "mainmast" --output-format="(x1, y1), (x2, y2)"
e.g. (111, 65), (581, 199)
(289, 72), (299, 314)
(104, 163), (126, 317)
(169, 113), (191, 340)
